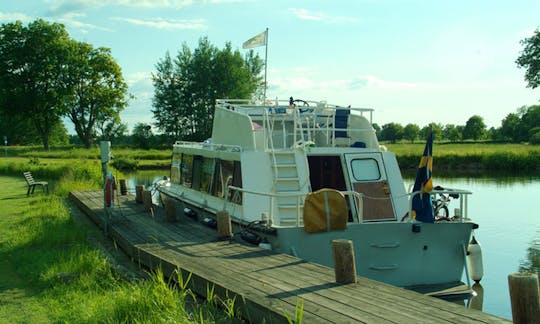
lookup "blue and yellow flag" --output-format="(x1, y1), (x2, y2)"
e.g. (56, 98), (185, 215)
(411, 131), (434, 222)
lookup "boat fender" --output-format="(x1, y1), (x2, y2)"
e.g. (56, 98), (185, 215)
(184, 208), (197, 219)
(467, 236), (484, 283)
(104, 172), (115, 208)
(240, 230), (261, 245)
(202, 217), (217, 228)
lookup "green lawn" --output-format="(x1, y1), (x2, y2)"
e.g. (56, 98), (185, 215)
(0, 169), (242, 323)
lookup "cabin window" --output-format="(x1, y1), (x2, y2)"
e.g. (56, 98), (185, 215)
(180, 154), (193, 188)
(191, 156), (203, 190)
(171, 153), (181, 183)
(230, 161), (243, 204)
(350, 158), (380, 181)
(201, 157), (215, 194)
(217, 160), (234, 198)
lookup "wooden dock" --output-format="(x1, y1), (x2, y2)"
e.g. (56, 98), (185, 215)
(69, 190), (508, 323)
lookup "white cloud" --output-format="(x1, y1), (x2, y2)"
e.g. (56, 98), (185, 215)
(47, 0), (195, 15)
(288, 8), (357, 24)
(111, 17), (207, 30)
(0, 12), (35, 23)
(56, 12), (112, 32)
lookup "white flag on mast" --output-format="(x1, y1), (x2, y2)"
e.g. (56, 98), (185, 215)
(242, 30), (267, 49)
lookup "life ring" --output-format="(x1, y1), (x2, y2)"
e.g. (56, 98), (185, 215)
(104, 175), (115, 207)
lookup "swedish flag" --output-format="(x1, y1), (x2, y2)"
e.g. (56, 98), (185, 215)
(411, 131), (434, 222)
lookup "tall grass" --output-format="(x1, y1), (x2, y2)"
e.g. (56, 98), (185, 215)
(0, 163), (241, 323)
(387, 143), (540, 172)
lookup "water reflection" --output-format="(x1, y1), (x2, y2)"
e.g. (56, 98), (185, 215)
(123, 170), (169, 194)
(468, 283), (484, 311)
(519, 237), (540, 281)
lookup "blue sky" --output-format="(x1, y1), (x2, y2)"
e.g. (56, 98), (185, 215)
(1, 0), (539, 133)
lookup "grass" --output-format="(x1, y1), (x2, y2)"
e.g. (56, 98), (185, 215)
(0, 161), (244, 323)
(385, 142), (540, 172)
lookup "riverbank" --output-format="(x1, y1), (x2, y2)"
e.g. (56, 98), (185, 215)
(3, 143), (539, 173)
(0, 162), (241, 323)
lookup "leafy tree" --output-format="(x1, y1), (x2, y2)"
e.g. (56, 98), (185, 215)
(462, 115), (486, 140)
(420, 123), (443, 141)
(96, 118), (128, 143)
(152, 37), (264, 141)
(372, 123), (381, 139)
(403, 123), (420, 143)
(443, 124), (462, 142)
(64, 42), (129, 148)
(519, 105), (540, 142)
(516, 29), (540, 89)
(380, 123), (404, 143)
(500, 113), (521, 142)
(132, 123), (153, 149)
(0, 19), (72, 149)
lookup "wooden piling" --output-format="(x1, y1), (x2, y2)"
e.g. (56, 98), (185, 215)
(508, 273), (540, 324)
(332, 239), (357, 284)
(216, 210), (232, 240)
(119, 179), (127, 195)
(165, 199), (176, 222)
(142, 190), (153, 213)
(135, 185), (144, 203)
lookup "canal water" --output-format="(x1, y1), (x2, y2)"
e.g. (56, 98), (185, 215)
(125, 170), (540, 320)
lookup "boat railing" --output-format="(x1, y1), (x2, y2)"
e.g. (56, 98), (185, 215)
(174, 140), (243, 153)
(406, 188), (473, 222)
(224, 185), (365, 227)
(217, 98), (375, 149)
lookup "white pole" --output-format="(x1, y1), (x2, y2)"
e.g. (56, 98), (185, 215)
(264, 27), (268, 100)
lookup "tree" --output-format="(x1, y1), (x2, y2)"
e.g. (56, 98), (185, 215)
(519, 105), (540, 142)
(0, 19), (72, 149)
(403, 123), (420, 143)
(132, 123), (153, 149)
(516, 29), (540, 89)
(500, 113), (521, 142)
(380, 123), (404, 143)
(443, 124), (462, 142)
(420, 123), (443, 141)
(64, 42), (129, 148)
(462, 115), (486, 140)
(152, 37), (264, 141)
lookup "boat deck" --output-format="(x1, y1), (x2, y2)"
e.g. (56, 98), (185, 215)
(69, 190), (508, 323)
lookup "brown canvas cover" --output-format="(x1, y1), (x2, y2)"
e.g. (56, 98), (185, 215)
(303, 188), (348, 233)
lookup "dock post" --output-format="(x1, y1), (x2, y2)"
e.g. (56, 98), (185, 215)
(216, 210), (233, 240)
(165, 199), (176, 222)
(332, 239), (357, 284)
(142, 190), (153, 213)
(508, 273), (540, 324)
(119, 179), (127, 195)
(135, 185), (144, 203)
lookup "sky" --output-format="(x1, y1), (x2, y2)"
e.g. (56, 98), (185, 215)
(1, 0), (539, 133)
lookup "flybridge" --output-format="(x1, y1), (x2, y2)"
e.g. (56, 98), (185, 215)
(213, 98), (379, 151)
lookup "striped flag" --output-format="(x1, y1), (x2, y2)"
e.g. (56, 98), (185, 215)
(411, 130), (434, 222)
(242, 30), (267, 49)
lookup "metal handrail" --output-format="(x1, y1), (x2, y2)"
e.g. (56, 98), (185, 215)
(224, 185), (364, 226)
(406, 188), (472, 222)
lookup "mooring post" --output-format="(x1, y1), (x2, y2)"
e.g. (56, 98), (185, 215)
(119, 179), (127, 196)
(508, 273), (540, 324)
(332, 239), (357, 284)
(216, 210), (233, 240)
(165, 199), (176, 222)
(135, 185), (144, 203)
(142, 190), (153, 213)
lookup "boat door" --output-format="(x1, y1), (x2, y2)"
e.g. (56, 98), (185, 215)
(344, 153), (396, 222)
